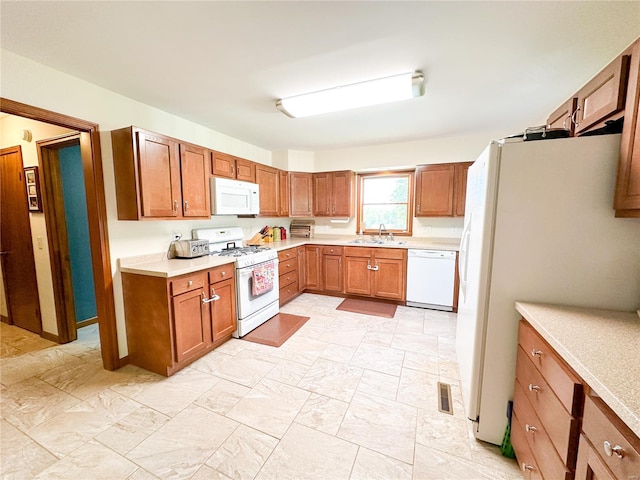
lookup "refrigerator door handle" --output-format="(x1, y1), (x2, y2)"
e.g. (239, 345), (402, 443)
(459, 215), (472, 298)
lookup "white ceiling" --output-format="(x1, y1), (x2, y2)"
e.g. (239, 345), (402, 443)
(2, 1), (639, 151)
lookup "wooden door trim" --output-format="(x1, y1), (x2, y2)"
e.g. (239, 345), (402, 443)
(37, 133), (81, 344)
(0, 97), (119, 371)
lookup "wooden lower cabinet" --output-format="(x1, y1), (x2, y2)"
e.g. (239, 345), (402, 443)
(122, 264), (236, 376)
(305, 246), (322, 290)
(322, 246), (343, 293)
(343, 247), (406, 301)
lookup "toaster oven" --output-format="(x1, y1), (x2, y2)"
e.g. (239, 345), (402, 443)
(174, 239), (210, 258)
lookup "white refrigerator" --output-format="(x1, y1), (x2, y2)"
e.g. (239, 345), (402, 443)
(456, 134), (640, 445)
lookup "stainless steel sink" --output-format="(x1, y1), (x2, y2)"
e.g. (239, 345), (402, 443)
(347, 239), (406, 246)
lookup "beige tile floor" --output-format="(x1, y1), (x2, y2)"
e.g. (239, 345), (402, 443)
(0, 294), (523, 480)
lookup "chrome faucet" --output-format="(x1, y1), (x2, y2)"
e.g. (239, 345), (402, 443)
(378, 223), (386, 240)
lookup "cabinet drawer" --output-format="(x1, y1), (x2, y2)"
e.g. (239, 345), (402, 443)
(582, 395), (640, 480)
(279, 282), (299, 306)
(279, 258), (297, 275)
(513, 379), (576, 475)
(279, 269), (298, 288)
(278, 248), (298, 262)
(344, 246), (372, 258)
(516, 347), (578, 464)
(518, 320), (583, 415)
(208, 264), (234, 284)
(511, 411), (544, 480)
(171, 273), (206, 296)
(322, 246), (343, 255)
(374, 247), (406, 260)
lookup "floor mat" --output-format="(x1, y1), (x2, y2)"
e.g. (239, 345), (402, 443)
(241, 313), (310, 347)
(336, 298), (397, 318)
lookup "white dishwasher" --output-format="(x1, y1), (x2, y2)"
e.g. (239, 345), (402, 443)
(406, 249), (456, 311)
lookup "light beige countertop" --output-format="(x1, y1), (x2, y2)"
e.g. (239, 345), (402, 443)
(515, 301), (640, 438)
(118, 235), (461, 278)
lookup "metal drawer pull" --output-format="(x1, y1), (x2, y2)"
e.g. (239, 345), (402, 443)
(603, 441), (624, 459)
(187, 280), (193, 286)
(521, 463), (534, 472)
(531, 349), (543, 357)
(525, 424), (537, 434)
(528, 384), (540, 393)
(202, 292), (220, 304)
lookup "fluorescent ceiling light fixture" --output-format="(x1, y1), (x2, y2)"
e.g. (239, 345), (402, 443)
(276, 71), (424, 118)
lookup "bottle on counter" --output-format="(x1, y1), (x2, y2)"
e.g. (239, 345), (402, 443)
(272, 226), (281, 242)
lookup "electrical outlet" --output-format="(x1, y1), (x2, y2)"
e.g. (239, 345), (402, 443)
(172, 231), (182, 241)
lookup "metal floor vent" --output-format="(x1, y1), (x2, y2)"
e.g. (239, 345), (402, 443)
(437, 382), (453, 415)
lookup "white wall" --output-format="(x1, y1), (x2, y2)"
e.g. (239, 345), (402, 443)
(0, 116), (74, 335)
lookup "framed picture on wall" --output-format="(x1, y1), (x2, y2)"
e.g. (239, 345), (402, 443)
(24, 166), (42, 212)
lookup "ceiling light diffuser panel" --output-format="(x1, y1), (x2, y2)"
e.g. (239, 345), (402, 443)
(276, 71), (425, 118)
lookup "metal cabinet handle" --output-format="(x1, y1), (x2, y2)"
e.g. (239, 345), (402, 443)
(603, 441), (624, 459)
(202, 292), (220, 304)
(562, 113), (572, 130)
(525, 424), (537, 434)
(571, 106), (581, 127)
(531, 349), (542, 357)
(221, 271), (226, 276)
(521, 463), (534, 472)
(187, 280), (193, 286)
(366, 262), (379, 271)
(173, 200), (178, 212)
(184, 201), (189, 212)
(528, 384), (540, 393)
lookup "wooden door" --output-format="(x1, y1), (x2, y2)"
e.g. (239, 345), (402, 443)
(209, 278), (236, 342)
(322, 254), (343, 292)
(575, 435), (616, 480)
(331, 171), (354, 217)
(313, 173), (331, 216)
(180, 143), (210, 217)
(415, 164), (455, 216)
(304, 246), (321, 289)
(278, 170), (289, 217)
(296, 246), (306, 291)
(344, 256), (371, 296)
(289, 172), (313, 217)
(172, 288), (209, 363)
(256, 164), (279, 216)
(211, 150), (235, 178)
(235, 158), (256, 183)
(0, 146), (42, 333)
(373, 258), (406, 301)
(136, 131), (181, 217)
(454, 162), (473, 217)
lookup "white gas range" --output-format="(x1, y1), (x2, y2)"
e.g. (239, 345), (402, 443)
(193, 227), (279, 337)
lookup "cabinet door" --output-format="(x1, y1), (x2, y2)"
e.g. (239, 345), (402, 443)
(289, 172), (313, 217)
(547, 98), (578, 135)
(172, 288), (209, 363)
(331, 171), (354, 217)
(313, 173), (331, 216)
(344, 256), (371, 296)
(415, 164), (455, 217)
(297, 246), (306, 291)
(256, 164), (279, 216)
(575, 54), (630, 134)
(453, 162), (473, 217)
(322, 254), (343, 292)
(211, 151), (236, 178)
(615, 40), (640, 216)
(305, 246), (322, 289)
(137, 131), (181, 217)
(279, 170), (290, 217)
(235, 158), (256, 183)
(575, 435), (616, 480)
(209, 278), (236, 342)
(180, 143), (210, 217)
(373, 257), (406, 300)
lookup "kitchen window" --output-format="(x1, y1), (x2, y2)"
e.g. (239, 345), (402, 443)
(357, 171), (414, 236)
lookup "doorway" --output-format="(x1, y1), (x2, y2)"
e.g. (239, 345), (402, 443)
(0, 145), (42, 334)
(38, 134), (98, 342)
(0, 98), (119, 371)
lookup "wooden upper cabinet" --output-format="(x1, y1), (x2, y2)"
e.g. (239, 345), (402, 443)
(313, 171), (355, 217)
(289, 172), (313, 217)
(575, 54), (630, 134)
(547, 97), (578, 135)
(615, 38), (640, 217)
(256, 164), (280, 216)
(112, 127), (183, 219)
(212, 151), (256, 183)
(180, 143), (210, 217)
(454, 162), (473, 217)
(415, 164), (455, 216)
(279, 170), (290, 217)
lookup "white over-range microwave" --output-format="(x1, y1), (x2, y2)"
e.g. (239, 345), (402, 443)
(210, 177), (260, 215)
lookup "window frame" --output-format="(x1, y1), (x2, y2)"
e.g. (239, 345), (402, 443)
(356, 170), (415, 236)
